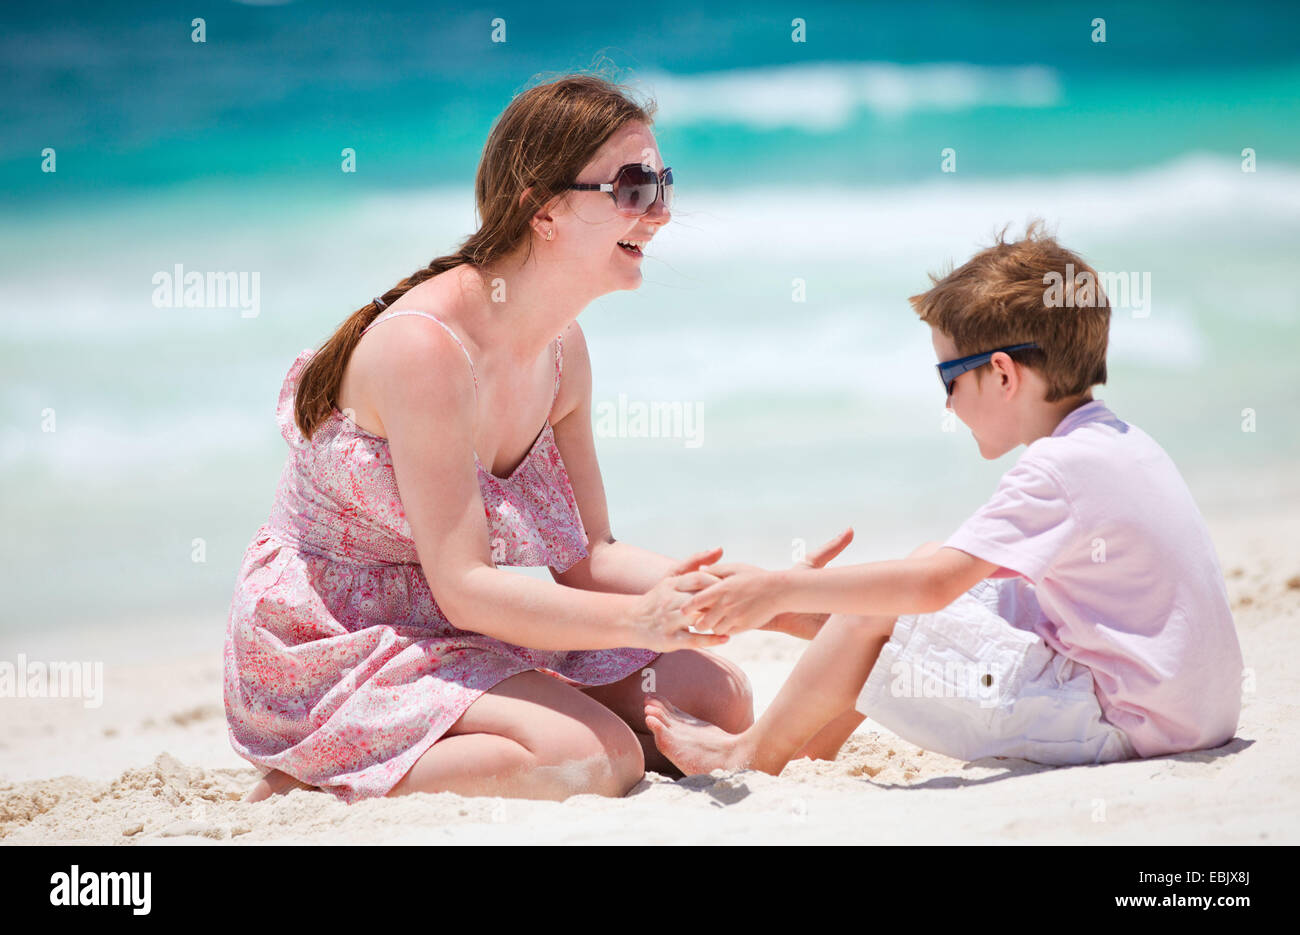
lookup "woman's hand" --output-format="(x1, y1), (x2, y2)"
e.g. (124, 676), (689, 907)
(623, 548), (732, 652)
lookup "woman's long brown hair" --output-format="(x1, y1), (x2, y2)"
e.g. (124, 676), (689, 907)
(293, 73), (656, 441)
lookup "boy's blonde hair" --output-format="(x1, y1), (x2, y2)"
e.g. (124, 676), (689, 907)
(909, 220), (1109, 402)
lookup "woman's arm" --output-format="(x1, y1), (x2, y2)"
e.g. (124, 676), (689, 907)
(372, 317), (725, 653)
(557, 538), (714, 595)
(547, 321), (713, 595)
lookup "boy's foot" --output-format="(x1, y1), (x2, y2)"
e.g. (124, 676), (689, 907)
(644, 694), (754, 776)
(243, 768), (317, 803)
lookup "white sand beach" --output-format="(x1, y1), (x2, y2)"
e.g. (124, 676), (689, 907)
(2, 503), (1297, 846)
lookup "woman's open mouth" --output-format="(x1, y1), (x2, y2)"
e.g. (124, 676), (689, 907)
(617, 239), (645, 258)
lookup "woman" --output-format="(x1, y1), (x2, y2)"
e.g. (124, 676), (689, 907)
(223, 74), (775, 804)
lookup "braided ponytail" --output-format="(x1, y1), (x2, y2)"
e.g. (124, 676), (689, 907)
(292, 249), (470, 440)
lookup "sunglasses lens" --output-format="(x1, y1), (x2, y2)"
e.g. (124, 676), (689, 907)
(662, 168), (674, 209)
(613, 166), (657, 214)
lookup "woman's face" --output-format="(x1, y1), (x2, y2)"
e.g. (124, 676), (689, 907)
(548, 120), (671, 294)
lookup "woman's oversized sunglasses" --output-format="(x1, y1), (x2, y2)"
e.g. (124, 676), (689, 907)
(569, 163), (674, 216)
(936, 343), (1040, 398)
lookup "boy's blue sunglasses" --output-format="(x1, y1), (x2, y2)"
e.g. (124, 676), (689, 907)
(936, 343), (1040, 398)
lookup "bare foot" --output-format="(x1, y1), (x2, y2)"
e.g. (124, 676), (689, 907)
(243, 768), (318, 803)
(643, 694), (754, 776)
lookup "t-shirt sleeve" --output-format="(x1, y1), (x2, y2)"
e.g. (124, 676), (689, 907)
(943, 456), (1080, 583)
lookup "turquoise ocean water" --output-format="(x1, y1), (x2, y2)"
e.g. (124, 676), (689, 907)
(2, 1), (1298, 634)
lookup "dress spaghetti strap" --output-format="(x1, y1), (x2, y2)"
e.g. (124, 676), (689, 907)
(552, 333), (564, 405)
(361, 310), (478, 397)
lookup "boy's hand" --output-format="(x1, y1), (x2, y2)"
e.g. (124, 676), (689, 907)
(685, 529), (853, 637)
(760, 528), (854, 638)
(683, 567), (788, 636)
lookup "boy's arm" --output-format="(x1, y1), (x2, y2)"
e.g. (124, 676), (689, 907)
(687, 547), (998, 635)
(782, 548), (998, 615)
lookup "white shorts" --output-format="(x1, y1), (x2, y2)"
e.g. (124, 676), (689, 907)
(855, 577), (1136, 766)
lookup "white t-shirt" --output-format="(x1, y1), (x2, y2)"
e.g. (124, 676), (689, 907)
(944, 400), (1243, 758)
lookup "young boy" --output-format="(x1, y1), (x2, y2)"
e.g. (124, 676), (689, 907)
(645, 224), (1244, 775)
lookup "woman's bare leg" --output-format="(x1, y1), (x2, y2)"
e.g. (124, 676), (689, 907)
(388, 670), (646, 799)
(245, 670), (647, 802)
(578, 649), (754, 775)
(645, 612), (895, 776)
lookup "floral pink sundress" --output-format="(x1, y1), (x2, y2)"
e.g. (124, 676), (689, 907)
(223, 310), (659, 803)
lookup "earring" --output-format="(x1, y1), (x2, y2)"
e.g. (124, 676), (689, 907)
(545, 228), (553, 241)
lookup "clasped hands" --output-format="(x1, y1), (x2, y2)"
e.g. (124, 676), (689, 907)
(664, 527), (854, 640)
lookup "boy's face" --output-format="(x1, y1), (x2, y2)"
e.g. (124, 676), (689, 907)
(930, 326), (1024, 460)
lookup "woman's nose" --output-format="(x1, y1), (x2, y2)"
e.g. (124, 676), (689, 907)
(643, 193), (670, 225)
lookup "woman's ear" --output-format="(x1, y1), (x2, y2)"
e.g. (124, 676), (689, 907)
(519, 185), (556, 238)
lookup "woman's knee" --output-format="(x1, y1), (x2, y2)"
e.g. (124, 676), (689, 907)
(655, 649), (755, 734)
(709, 654), (756, 733)
(576, 705), (646, 796)
(483, 671), (646, 796)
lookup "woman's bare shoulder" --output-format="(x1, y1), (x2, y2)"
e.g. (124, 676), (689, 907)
(340, 307), (477, 439)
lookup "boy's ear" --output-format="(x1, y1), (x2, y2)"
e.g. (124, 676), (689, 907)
(990, 351), (1019, 397)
